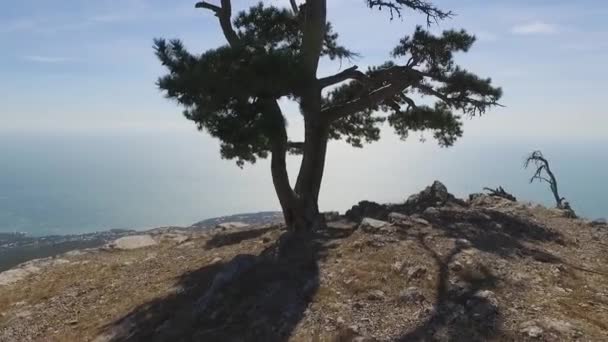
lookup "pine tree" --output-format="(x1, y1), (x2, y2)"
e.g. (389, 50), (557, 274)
(154, 0), (503, 232)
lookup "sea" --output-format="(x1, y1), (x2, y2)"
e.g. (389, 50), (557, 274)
(1, 130), (606, 236)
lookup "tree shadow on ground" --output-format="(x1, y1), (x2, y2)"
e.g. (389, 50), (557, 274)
(98, 224), (356, 342)
(418, 207), (565, 260)
(205, 226), (277, 249)
(395, 207), (566, 341)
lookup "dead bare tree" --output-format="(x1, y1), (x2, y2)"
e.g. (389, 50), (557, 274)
(524, 150), (575, 216)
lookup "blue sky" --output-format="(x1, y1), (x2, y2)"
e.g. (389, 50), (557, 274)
(1, 0), (607, 139)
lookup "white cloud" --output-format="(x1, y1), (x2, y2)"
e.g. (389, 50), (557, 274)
(23, 55), (74, 63)
(511, 21), (558, 35)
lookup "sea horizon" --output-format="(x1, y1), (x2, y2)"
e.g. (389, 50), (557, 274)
(1, 129), (606, 237)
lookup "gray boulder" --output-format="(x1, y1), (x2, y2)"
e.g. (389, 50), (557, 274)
(109, 235), (158, 250)
(359, 218), (390, 233)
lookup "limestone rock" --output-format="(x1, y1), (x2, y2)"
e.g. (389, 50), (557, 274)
(366, 290), (386, 301)
(406, 266), (427, 281)
(399, 287), (425, 304)
(216, 222), (249, 230)
(0, 267), (38, 286)
(359, 218), (390, 233)
(521, 323), (543, 338)
(109, 235), (158, 250)
(388, 212), (409, 224)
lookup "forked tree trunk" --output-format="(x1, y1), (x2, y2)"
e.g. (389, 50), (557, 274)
(268, 101), (329, 233)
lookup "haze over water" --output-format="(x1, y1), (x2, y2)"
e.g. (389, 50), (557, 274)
(1, 130), (605, 236)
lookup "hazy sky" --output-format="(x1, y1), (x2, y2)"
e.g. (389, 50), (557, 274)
(2, 0), (607, 137)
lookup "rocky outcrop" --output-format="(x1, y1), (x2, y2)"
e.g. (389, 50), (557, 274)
(345, 200), (389, 222)
(345, 181), (466, 223)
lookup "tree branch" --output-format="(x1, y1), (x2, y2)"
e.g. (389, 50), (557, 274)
(195, 0), (239, 47)
(318, 66), (371, 88)
(323, 79), (411, 121)
(415, 84), (451, 103)
(322, 66), (424, 120)
(287, 141), (305, 149)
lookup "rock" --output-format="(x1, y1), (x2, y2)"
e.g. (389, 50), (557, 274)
(388, 212), (409, 224)
(0, 265), (41, 286)
(468, 193), (485, 202)
(450, 261), (464, 272)
(216, 222), (249, 230)
(323, 211), (341, 222)
(466, 290), (499, 331)
(409, 216), (430, 226)
(401, 181), (464, 214)
(423, 207), (440, 216)
(345, 201), (388, 222)
(521, 324), (543, 338)
(109, 235), (158, 250)
(176, 241), (195, 249)
(158, 233), (189, 244)
(391, 260), (405, 273)
(399, 287), (425, 304)
(359, 218), (390, 233)
(210, 257), (223, 264)
(454, 238), (472, 248)
(542, 318), (576, 335)
(406, 266), (427, 280)
(589, 218), (607, 227)
(366, 290), (386, 301)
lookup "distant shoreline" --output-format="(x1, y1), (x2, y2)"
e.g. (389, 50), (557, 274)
(0, 211), (283, 273)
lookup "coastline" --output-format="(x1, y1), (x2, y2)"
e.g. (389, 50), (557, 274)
(0, 211), (283, 272)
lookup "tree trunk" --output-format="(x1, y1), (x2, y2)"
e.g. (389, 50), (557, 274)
(292, 118), (330, 232)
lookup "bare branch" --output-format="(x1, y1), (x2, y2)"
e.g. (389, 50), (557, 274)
(195, 0), (239, 47)
(195, 1), (221, 12)
(318, 66), (371, 88)
(366, 0), (453, 24)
